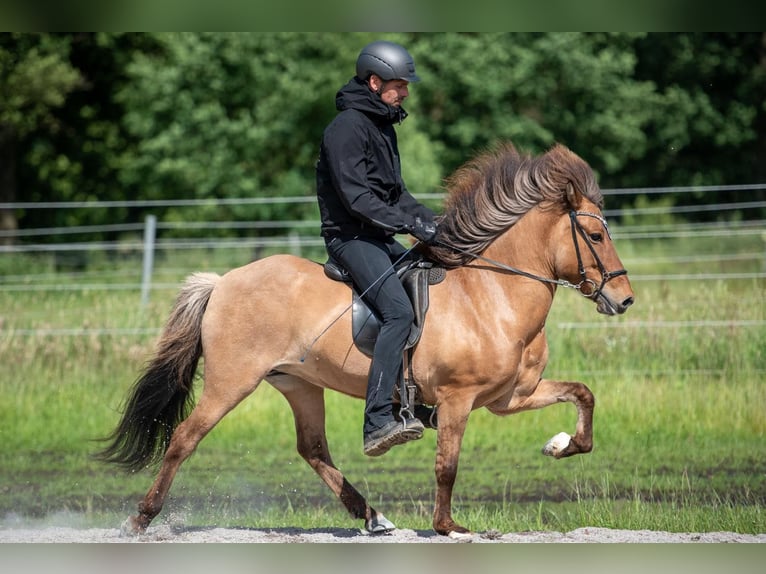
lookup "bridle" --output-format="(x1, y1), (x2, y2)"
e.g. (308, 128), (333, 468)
(568, 210), (628, 300)
(436, 209), (628, 300)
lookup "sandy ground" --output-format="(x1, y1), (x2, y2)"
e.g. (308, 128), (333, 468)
(1, 525), (764, 543)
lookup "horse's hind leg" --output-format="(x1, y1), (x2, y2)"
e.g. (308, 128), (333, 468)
(124, 372), (264, 535)
(270, 376), (394, 534)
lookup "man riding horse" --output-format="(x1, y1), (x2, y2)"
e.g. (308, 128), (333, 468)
(316, 40), (438, 457)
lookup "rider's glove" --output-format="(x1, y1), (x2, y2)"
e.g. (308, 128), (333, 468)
(410, 216), (438, 245)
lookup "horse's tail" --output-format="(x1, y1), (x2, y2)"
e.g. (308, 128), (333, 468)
(94, 272), (220, 472)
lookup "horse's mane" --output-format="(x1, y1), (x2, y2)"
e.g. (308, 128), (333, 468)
(422, 141), (603, 268)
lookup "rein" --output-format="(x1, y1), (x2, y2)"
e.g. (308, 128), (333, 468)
(436, 210), (627, 300)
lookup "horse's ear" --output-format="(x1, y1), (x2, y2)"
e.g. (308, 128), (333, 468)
(565, 181), (582, 209)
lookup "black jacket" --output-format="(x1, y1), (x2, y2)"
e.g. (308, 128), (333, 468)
(316, 77), (434, 240)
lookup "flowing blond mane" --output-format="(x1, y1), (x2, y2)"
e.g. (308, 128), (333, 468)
(423, 142), (603, 267)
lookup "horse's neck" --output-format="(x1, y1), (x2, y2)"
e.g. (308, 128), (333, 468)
(489, 208), (556, 278)
(462, 209), (557, 327)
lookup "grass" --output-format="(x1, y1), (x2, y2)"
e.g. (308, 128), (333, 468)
(0, 241), (764, 534)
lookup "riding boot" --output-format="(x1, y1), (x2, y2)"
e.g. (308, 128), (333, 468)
(363, 353), (424, 456)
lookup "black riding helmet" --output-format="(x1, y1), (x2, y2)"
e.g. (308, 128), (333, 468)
(355, 40), (420, 83)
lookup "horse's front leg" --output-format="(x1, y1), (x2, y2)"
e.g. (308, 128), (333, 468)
(539, 379), (594, 458)
(432, 397), (474, 539)
(488, 378), (595, 459)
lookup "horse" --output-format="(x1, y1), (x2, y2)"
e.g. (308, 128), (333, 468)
(96, 141), (635, 539)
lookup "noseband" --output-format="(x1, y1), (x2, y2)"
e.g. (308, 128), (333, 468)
(436, 210), (628, 299)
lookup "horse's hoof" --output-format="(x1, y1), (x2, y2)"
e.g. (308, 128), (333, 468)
(119, 516), (142, 537)
(365, 513), (396, 534)
(542, 431), (571, 458)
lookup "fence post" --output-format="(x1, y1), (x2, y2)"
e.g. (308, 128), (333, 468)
(141, 215), (157, 307)
(289, 230), (301, 256)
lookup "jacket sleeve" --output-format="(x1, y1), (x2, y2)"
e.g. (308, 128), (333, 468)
(323, 120), (417, 233)
(397, 186), (436, 223)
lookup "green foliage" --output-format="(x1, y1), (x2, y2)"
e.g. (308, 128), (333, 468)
(413, 33), (659, 179)
(0, 34), (83, 137)
(629, 33), (766, 189)
(2, 33), (766, 238)
(117, 34), (362, 217)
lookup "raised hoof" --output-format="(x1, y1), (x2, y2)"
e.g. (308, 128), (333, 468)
(542, 431), (571, 458)
(364, 513), (396, 534)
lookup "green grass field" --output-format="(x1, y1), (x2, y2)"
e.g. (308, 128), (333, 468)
(1, 238), (764, 534)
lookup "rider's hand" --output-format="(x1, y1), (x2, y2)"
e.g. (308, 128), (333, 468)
(411, 217), (438, 245)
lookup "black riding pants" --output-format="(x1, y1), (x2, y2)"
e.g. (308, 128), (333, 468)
(325, 234), (414, 435)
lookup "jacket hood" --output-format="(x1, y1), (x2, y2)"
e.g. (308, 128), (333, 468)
(335, 77), (407, 125)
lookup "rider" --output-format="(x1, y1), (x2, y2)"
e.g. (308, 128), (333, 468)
(316, 40), (438, 457)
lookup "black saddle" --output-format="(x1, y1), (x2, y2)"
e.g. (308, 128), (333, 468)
(323, 256), (446, 357)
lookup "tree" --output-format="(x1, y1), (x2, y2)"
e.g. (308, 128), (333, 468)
(410, 33), (765, 219)
(115, 33), (374, 230)
(411, 33), (657, 178)
(0, 33), (83, 243)
(5, 33), (764, 238)
(629, 34), (766, 193)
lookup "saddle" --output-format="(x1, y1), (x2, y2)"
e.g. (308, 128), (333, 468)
(323, 256), (446, 357)
(323, 255), (445, 426)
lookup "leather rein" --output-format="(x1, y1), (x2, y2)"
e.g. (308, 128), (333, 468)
(436, 210), (628, 301)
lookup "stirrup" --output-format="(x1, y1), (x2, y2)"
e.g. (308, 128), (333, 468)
(394, 404), (437, 430)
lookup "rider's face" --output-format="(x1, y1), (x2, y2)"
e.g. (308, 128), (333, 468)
(369, 76), (409, 107)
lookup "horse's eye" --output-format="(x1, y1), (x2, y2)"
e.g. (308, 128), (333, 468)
(589, 232), (603, 242)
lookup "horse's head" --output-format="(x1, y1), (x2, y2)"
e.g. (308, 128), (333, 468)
(556, 181), (635, 315)
(422, 141), (634, 315)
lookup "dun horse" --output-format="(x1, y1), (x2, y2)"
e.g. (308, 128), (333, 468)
(97, 142), (634, 539)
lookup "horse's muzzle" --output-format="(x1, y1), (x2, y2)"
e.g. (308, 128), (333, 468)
(596, 290), (634, 316)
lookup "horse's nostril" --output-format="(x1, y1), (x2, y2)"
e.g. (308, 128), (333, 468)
(622, 297), (635, 309)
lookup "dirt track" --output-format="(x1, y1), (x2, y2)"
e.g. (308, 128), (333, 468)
(1, 525), (764, 543)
